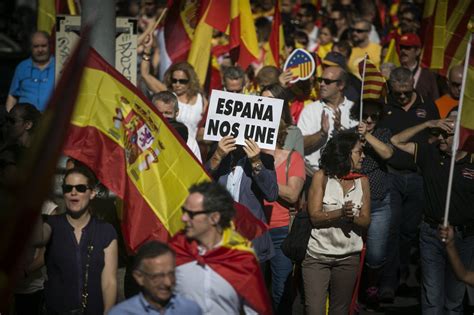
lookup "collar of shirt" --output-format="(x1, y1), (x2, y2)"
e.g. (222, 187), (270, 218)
(139, 292), (176, 313)
(28, 56), (55, 71)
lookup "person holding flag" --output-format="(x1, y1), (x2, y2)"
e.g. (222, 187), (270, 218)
(390, 111), (474, 314)
(170, 181), (272, 315)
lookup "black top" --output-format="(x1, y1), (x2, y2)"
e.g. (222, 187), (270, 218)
(378, 93), (440, 171)
(45, 214), (117, 314)
(415, 142), (474, 225)
(361, 127), (391, 200)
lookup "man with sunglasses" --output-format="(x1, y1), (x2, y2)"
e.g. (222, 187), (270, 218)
(398, 33), (439, 103)
(391, 111), (474, 314)
(169, 181), (272, 315)
(347, 19), (381, 77)
(435, 65), (464, 118)
(6, 31), (55, 112)
(377, 67), (440, 302)
(296, 3), (319, 51)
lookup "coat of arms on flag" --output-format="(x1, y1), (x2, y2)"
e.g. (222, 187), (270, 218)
(283, 48), (315, 83)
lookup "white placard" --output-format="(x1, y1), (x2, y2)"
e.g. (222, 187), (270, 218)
(204, 90), (283, 150)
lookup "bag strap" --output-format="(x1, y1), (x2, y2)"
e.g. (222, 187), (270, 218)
(81, 218), (95, 312)
(285, 149), (295, 184)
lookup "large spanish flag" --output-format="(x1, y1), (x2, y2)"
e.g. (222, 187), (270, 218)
(358, 56), (386, 100)
(171, 228), (272, 315)
(63, 49), (266, 252)
(459, 33), (474, 153)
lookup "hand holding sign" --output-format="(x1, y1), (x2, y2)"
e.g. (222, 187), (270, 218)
(243, 138), (261, 160)
(216, 136), (237, 160)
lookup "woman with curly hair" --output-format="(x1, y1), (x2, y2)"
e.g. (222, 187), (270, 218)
(141, 36), (207, 161)
(303, 132), (371, 315)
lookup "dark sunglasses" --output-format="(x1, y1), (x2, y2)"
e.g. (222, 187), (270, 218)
(62, 184), (92, 194)
(362, 112), (381, 121)
(392, 90), (414, 98)
(317, 77), (340, 85)
(181, 206), (214, 219)
(429, 128), (453, 139)
(350, 28), (369, 33)
(171, 78), (189, 85)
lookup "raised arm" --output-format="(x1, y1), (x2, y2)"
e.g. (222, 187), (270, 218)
(140, 35), (167, 93)
(102, 239), (118, 313)
(358, 122), (393, 160)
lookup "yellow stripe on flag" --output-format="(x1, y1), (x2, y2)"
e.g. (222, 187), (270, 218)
(37, 0), (56, 34)
(461, 63), (474, 131)
(384, 38), (400, 66)
(430, 0), (447, 69)
(234, 0), (260, 61)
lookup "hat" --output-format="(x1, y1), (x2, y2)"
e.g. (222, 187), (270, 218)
(398, 33), (421, 47)
(323, 52), (347, 69)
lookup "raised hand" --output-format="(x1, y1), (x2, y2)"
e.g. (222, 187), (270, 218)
(320, 110), (330, 136)
(358, 121), (368, 136)
(243, 138), (261, 160)
(215, 136), (237, 160)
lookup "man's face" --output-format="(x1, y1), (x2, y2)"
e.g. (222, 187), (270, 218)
(350, 22), (370, 46)
(399, 45), (420, 66)
(143, 0), (157, 16)
(281, 0), (292, 14)
(330, 11), (346, 31)
(63, 173), (95, 214)
(399, 12), (420, 34)
(181, 192), (215, 241)
(6, 107), (29, 141)
(134, 253), (176, 304)
(297, 8), (313, 28)
(390, 81), (415, 107)
(154, 100), (176, 119)
(319, 67), (343, 100)
(224, 78), (244, 94)
(448, 71), (463, 100)
(31, 33), (50, 64)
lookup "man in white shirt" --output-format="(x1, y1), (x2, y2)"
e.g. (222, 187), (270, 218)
(297, 66), (358, 172)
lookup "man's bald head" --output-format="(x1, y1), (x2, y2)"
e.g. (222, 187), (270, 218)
(448, 64), (464, 100)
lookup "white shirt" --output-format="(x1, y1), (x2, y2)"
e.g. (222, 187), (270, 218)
(307, 177), (364, 258)
(176, 261), (257, 315)
(297, 97), (358, 169)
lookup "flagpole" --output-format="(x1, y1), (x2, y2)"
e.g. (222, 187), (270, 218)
(359, 53), (368, 122)
(442, 32), (473, 228)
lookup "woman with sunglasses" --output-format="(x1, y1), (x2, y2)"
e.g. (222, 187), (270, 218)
(141, 35), (206, 162)
(37, 166), (118, 314)
(304, 132), (370, 315)
(351, 99), (394, 310)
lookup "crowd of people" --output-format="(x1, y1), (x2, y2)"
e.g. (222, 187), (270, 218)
(1, 0), (473, 314)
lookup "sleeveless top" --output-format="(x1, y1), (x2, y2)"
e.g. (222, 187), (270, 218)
(176, 93), (203, 162)
(307, 177), (364, 258)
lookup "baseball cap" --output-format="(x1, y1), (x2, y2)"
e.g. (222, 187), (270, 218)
(323, 52), (347, 69)
(398, 33), (421, 47)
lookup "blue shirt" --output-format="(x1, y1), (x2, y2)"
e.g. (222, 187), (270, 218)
(108, 293), (202, 315)
(8, 56), (55, 111)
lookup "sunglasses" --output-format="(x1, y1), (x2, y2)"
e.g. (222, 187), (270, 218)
(392, 90), (414, 98)
(350, 28), (369, 33)
(317, 77), (340, 85)
(62, 184), (92, 194)
(171, 78), (189, 85)
(181, 206), (214, 219)
(362, 112), (381, 121)
(429, 128), (453, 139)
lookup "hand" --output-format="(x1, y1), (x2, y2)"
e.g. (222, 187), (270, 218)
(243, 138), (261, 161)
(342, 201), (355, 219)
(358, 121), (368, 136)
(279, 69), (293, 87)
(426, 119), (455, 132)
(439, 224), (455, 245)
(215, 136), (237, 161)
(320, 111), (330, 136)
(143, 34), (153, 51)
(333, 108), (342, 131)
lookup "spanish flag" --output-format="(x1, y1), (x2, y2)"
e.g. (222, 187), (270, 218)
(358, 56), (386, 100)
(268, 0), (285, 67)
(63, 49), (266, 252)
(37, 0), (56, 34)
(171, 228), (272, 315)
(459, 34), (474, 153)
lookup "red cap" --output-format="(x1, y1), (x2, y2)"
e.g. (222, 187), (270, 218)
(398, 33), (421, 47)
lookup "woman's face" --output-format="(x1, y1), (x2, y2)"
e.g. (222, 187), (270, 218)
(63, 173), (95, 216)
(362, 109), (381, 133)
(318, 27), (333, 45)
(350, 141), (365, 170)
(170, 70), (189, 96)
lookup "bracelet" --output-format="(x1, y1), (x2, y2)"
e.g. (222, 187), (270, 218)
(142, 54), (151, 61)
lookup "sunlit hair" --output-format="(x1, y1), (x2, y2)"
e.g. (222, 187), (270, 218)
(320, 132), (360, 178)
(163, 62), (201, 98)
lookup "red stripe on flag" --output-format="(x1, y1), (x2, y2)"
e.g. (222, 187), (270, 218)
(164, 1), (192, 63)
(205, 0), (230, 32)
(459, 126), (474, 153)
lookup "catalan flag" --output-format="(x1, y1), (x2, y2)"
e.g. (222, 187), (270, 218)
(171, 228), (272, 315)
(62, 49), (266, 252)
(285, 49), (314, 81)
(459, 33), (474, 153)
(358, 56), (386, 100)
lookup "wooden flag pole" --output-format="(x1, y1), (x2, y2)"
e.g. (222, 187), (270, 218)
(359, 54), (368, 123)
(442, 32), (473, 228)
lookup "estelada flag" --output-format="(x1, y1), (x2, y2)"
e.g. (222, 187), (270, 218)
(170, 228), (272, 315)
(358, 56), (386, 100)
(63, 49), (266, 252)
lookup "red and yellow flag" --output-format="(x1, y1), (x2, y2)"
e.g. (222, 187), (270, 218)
(268, 0), (285, 67)
(358, 56), (386, 100)
(63, 50), (266, 252)
(459, 34), (474, 153)
(37, 0), (56, 34)
(420, 0), (447, 69)
(171, 228), (272, 315)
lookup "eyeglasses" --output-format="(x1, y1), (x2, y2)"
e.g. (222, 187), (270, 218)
(350, 28), (369, 33)
(362, 112), (381, 121)
(392, 90), (414, 98)
(429, 128), (453, 139)
(181, 206), (214, 219)
(138, 269), (175, 282)
(317, 77), (340, 85)
(62, 184), (92, 194)
(171, 78), (189, 85)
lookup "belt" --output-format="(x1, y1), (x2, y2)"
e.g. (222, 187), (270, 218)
(424, 216), (474, 236)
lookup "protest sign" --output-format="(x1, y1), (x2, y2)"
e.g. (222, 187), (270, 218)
(283, 48), (315, 83)
(204, 90), (283, 150)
